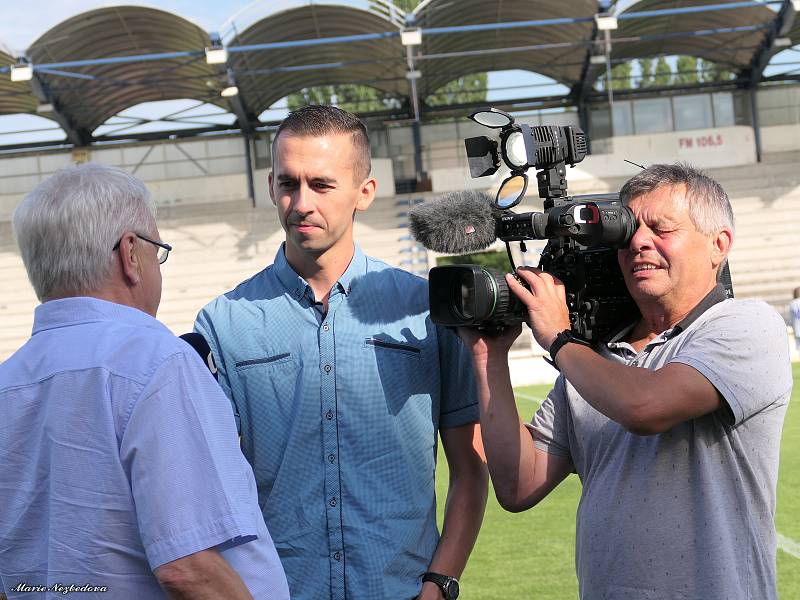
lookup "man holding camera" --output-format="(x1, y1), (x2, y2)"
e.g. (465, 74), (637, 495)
(195, 105), (488, 600)
(460, 163), (792, 599)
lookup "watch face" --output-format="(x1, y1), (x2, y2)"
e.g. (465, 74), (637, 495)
(444, 579), (460, 599)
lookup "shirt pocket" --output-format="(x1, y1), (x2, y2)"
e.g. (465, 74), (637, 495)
(232, 352), (301, 445)
(362, 338), (432, 419)
(235, 352), (293, 369)
(363, 337), (422, 358)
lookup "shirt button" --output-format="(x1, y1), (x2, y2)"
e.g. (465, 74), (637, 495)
(324, 364), (332, 373)
(328, 453), (336, 463)
(322, 324), (330, 331)
(325, 410), (334, 420)
(333, 551), (341, 561)
(329, 497), (337, 507)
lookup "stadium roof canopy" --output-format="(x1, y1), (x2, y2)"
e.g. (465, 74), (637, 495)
(0, 0), (795, 148)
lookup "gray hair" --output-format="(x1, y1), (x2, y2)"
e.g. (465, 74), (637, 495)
(619, 162), (735, 235)
(12, 163), (156, 301)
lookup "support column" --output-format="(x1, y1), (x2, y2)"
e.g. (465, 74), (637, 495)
(412, 121), (424, 185)
(750, 88), (762, 163)
(243, 134), (256, 207)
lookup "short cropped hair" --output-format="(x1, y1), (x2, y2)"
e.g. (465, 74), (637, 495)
(272, 105), (371, 183)
(620, 162), (735, 235)
(12, 163), (156, 301)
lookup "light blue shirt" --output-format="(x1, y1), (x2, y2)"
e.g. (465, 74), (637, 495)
(195, 244), (479, 600)
(0, 297), (289, 599)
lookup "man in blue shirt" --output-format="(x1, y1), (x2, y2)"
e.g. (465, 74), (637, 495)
(195, 105), (488, 600)
(0, 164), (289, 599)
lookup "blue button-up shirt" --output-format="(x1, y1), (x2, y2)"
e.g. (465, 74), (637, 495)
(0, 297), (289, 599)
(195, 244), (478, 600)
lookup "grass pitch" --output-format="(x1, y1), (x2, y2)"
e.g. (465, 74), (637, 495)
(437, 363), (800, 599)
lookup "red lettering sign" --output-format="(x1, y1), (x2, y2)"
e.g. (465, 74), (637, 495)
(679, 134), (724, 149)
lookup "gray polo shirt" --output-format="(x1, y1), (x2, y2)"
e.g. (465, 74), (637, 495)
(530, 286), (793, 600)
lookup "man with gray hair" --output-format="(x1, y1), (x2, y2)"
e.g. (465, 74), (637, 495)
(460, 162), (792, 598)
(0, 164), (289, 599)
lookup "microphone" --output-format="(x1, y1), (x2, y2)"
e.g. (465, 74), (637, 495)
(408, 190), (500, 254)
(180, 332), (219, 380)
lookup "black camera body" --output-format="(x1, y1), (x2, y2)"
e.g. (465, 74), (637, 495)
(428, 108), (639, 342)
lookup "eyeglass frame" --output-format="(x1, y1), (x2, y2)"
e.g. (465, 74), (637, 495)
(112, 233), (172, 264)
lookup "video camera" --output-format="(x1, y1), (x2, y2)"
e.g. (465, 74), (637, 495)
(427, 108), (639, 342)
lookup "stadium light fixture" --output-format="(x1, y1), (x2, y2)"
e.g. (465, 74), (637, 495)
(36, 103), (54, 113)
(10, 61), (33, 82)
(793, 0), (800, 12)
(590, 55), (607, 65)
(595, 13), (618, 31)
(205, 46), (228, 65)
(220, 67), (239, 97)
(774, 37), (792, 49)
(401, 28), (422, 46)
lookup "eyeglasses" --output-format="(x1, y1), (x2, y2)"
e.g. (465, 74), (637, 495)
(112, 233), (172, 264)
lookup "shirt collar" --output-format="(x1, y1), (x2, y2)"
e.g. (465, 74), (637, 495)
(273, 243), (368, 301)
(32, 296), (164, 335)
(668, 283), (728, 337)
(606, 283), (728, 350)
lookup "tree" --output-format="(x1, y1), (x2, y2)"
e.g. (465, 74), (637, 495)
(654, 57), (672, 87)
(426, 73), (488, 106)
(675, 56), (699, 85)
(611, 62), (633, 90)
(597, 61), (633, 91)
(699, 58), (734, 82)
(287, 85), (399, 113)
(637, 58), (654, 88)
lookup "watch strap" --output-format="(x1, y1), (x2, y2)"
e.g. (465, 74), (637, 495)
(545, 329), (593, 370)
(422, 572), (459, 600)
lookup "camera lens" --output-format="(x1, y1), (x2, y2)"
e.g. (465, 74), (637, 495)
(453, 271), (476, 319)
(428, 265), (526, 327)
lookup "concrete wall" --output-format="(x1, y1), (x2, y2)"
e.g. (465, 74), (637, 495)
(0, 137), (254, 221)
(761, 124), (800, 154)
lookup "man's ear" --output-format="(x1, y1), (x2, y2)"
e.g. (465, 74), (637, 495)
(355, 177), (376, 212)
(268, 170), (276, 207)
(117, 232), (143, 285)
(710, 227), (733, 270)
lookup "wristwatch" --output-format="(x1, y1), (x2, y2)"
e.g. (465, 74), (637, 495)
(545, 329), (593, 370)
(422, 572), (460, 600)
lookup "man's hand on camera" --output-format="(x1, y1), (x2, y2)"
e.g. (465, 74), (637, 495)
(457, 323), (522, 366)
(505, 267), (571, 351)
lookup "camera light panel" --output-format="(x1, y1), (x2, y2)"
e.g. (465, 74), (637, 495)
(504, 131), (528, 169)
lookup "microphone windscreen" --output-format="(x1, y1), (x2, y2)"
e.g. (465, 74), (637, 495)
(180, 332), (219, 380)
(408, 190), (498, 254)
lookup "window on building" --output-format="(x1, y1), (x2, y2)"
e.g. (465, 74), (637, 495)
(633, 98), (673, 134)
(673, 94), (713, 131)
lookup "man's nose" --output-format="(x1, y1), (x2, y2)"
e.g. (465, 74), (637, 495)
(292, 185), (314, 214)
(627, 223), (653, 254)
